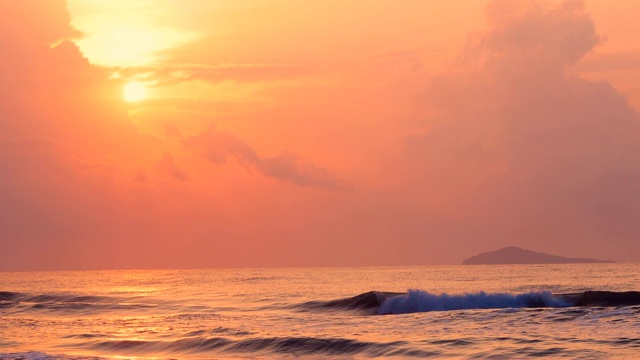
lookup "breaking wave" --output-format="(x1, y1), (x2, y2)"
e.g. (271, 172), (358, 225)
(296, 290), (640, 315)
(295, 291), (402, 313)
(378, 290), (570, 314)
(4, 289), (640, 318)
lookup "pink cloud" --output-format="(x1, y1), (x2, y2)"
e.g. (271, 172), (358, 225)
(155, 152), (190, 181)
(395, 0), (640, 261)
(186, 127), (341, 189)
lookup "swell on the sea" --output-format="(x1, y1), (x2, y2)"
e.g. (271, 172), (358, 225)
(3, 289), (640, 359)
(0, 291), (155, 315)
(4, 289), (640, 317)
(55, 336), (439, 358)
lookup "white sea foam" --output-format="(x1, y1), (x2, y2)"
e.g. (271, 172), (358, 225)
(378, 290), (570, 314)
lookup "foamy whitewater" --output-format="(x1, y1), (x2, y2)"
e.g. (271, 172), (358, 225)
(1, 264), (640, 359)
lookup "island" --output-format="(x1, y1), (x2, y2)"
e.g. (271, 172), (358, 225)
(462, 246), (614, 265)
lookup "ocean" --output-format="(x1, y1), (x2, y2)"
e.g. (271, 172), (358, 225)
(1, 264), (639, 359)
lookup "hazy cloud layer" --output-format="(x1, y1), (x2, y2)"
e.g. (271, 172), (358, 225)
(398, 0), (640, 259)
(117, 63), (315, 87)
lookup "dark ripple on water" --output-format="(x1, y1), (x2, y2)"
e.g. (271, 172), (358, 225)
(46, 334), (620, 359)
(61, 334), (107, 340)
(0, 291), (156, 315)
(183, 326), (254, 337)
(71, 336), (427, 357)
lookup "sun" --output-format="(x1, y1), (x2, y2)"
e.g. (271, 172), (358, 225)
(123, 81), (147, 102)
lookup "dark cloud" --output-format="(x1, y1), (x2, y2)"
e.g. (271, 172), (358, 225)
(0, 0), (80, 47)
(155, 152), (190, 181)
(259, 151), (339, 189)
(186, 127), (340, 189)
(577, 50), (640, 72)
(482, 0), (599, 68)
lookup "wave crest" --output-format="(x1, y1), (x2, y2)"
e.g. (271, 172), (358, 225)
(295, 291), (402, 313)
(378, 290), (571, 315)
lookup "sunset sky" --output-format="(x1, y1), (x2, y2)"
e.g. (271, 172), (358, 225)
(2, 0), (640, 271)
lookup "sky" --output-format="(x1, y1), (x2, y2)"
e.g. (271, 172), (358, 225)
(1, 0), (640, 271)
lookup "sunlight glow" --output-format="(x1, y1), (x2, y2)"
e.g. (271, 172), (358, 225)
(68, 0), (199, 67)
(123, 81), (146, 102)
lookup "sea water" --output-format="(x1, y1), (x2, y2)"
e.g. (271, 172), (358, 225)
(1, 264), (639, 359)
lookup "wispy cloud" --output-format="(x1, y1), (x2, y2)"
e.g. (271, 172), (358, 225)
(185, 127), (341, 190)
(115, 63), (315, 86)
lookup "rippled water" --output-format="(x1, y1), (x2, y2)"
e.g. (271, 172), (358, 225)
(1, 264), (640, 359)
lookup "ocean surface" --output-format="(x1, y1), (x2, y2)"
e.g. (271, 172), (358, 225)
(1, 264), (639, 359)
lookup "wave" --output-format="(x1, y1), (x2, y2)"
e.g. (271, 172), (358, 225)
(0, 291), (154, 314)
(574, 291), (640, 307)
(1, 291), (115, 304)
(378, 290), (570, 314)
(79, 336), (420, 357)
(4, 289), (640, 318)
(300, 290), (640, 315)
(0, 352), (104, 360)
(295, 291), (402, 313)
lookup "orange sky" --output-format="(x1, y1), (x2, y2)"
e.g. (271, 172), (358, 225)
(2, 0), (640, 270)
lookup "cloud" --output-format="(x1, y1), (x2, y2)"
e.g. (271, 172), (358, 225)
(186, 126), (340, 189)
(399, 0), (640, 260)
(117, 63), (314, 87)
(481, 0), (599, 67)
(577, 50), (640, 72)
(259, 151), (339, 189)
(155, 152), (190, 181)
(0, 0), (80, 47)
(0, 0), (168, 270)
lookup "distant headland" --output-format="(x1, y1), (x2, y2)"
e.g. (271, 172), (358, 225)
(462, 246), (615, 265)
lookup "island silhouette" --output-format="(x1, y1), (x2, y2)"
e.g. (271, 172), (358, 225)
(462, 246), (614, 265)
